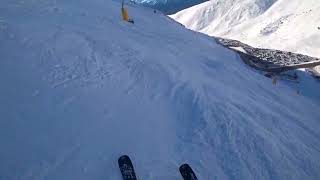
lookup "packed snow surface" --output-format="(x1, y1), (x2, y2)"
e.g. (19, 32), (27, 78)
(171, 0), (320, 58)
(1, 0), (320, 179)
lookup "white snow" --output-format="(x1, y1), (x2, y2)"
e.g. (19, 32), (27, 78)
(229, 46), (247, 53)
(1, 0), (320, 179)
(170, 0), (320, 58)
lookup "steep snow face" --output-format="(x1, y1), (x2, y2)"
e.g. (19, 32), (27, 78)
(171, 0), (320, 58)
(132, 0), (208, 14)
(1, 0), (320, 180)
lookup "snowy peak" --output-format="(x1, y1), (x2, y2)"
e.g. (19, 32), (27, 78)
(171, 0), (320, 58)
(132, 0), (208, 14)
(171, 0), (278, 34)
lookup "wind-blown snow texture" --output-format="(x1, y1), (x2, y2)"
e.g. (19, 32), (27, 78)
(171, 0), (320, 58)
(1, 0), (320, 180)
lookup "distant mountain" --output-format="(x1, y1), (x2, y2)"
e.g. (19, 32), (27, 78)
(171, 0), (320, 58)
(132, 0), (208, 14)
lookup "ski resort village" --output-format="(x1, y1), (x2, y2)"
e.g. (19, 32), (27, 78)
(0, 0), (320, 179)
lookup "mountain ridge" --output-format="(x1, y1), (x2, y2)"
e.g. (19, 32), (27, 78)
(132, 0), (208, 14)
(171, 0), (320, 58)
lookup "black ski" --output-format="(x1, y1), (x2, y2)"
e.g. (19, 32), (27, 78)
(179, 163), (198, 180)
(118, 155), (137, 180)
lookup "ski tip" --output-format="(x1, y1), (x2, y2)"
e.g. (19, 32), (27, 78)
(118, 155), (137, 180)
(179, 163), (190, 171)
(119, 155), (130, 159)
(118, 155), (130, 162)
(179, 163), (198, 180)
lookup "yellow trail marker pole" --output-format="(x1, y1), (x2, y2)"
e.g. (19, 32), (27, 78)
(121, 0), (129, 21)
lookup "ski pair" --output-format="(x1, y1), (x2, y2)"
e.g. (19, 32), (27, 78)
(118, 155), (198, 180)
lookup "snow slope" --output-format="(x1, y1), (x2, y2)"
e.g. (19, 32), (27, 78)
(1, 0), (320, 179)
(170, 0), (320, 58)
